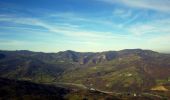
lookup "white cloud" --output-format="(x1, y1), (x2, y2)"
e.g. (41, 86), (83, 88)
(127, 19), (170, 36)
(0, 14), (145, 52)
(99, 0), (170, 12)
(0, 15), (133, 41)
(118, 12), (142, 28)
(128, 24), (155, 36)
(113, 9), (132, 18)
(47, 12), (123, 29)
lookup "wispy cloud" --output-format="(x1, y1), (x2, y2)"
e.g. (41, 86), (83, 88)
(47, 12), (122, 29)
(113, 9), (132, 18)
(127, 19), (170, 36)
(1, 0), (170, 52)
(0, 14), (132, 40)
(116, 10), (143, 28)
(99, 0), (170, 12)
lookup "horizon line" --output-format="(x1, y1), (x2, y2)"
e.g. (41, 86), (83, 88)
(0, 48), (169, 54)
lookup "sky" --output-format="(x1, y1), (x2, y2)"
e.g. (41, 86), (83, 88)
(0, 0), (170, 53)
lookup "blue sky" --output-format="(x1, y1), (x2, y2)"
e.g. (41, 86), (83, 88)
(0, 0), (170, 52)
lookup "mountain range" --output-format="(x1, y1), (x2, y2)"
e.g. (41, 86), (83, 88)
(0, 49), (170, 99)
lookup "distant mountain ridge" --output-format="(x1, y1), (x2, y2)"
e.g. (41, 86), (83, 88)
(0, 49), (170, 92)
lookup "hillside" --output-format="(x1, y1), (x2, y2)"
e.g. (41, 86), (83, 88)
(0, 77), (168, 100)
(0, 77), (70, 100)
(0, 49), (170, 94)
(0, 77), (123, 100)
(59, 49), (170, 92)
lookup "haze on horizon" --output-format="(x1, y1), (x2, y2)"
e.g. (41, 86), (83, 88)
(0, 0), (170, 53)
